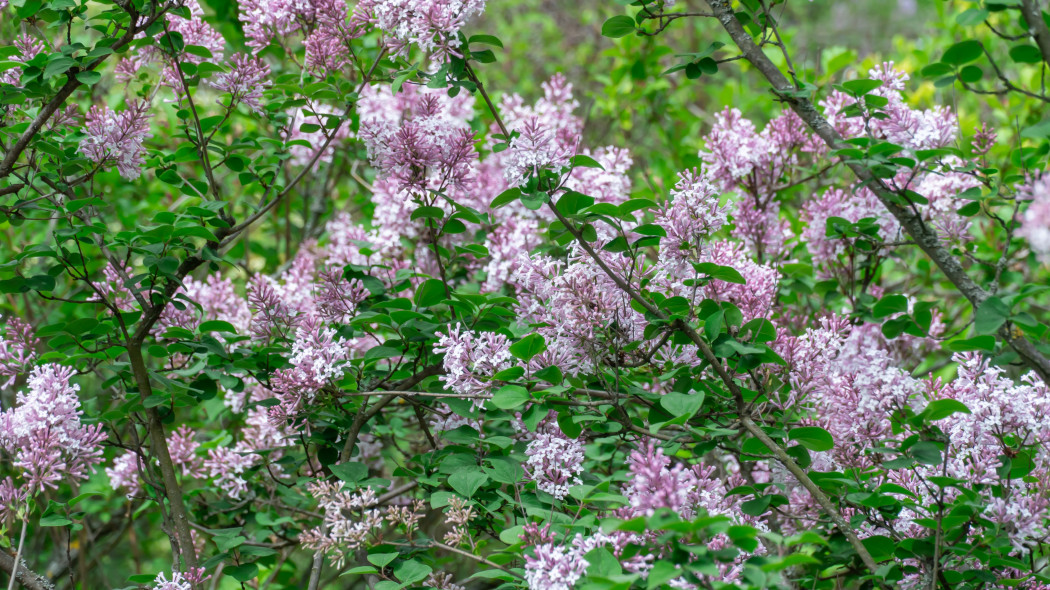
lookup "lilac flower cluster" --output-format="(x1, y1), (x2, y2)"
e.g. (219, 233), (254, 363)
(300, 482), (384, 568)
(0, 365), (106, 495)
(353, 0), (488, 60)
(0, 318), (37, 388)
(435, 325), (512, 408)
(522, 442), (746, 590)
(1018, 173), (1050, 263)
(79, 100), (153, 180)
(359, 86), (477, 197)
(523, 428), (584, 500)
(211, 53), (272, 114)
(655, 168), (730, 267)
(0, 34), (44, 87)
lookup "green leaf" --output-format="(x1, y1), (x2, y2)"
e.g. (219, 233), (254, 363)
(659, 391), (704, 421)
(75, 70), (102, 85)
(941, 40), (984, 65)
(367, 552), (399, 567)
(491, 385), (530, 410)
(956, 8), (989, 26)
(1021, 119), (1050, 140)
(974, 296), (1009, 335)
(872, 294), (908, 318)
(555, 190), (594, 215)
(788, 426), (834, 452)
(414, 279), (447, 308)
(534, 365), (563, 384)
(499, 525), (524, 545)
(227, 563), (259, 582)
(922, 399), (971, 421)
(485, 456), (524, 484)
(43, 57), (76, 79)
(570, 154), (604, 169)
(944, 335), (996, 352)
(861, 535), (896, 561)
(557, 411), (582, 439)
(448, 470), (488, 498)
(740, 495), (772, 517)
(410, 206), (445, 221)
(601, 15), (636, 38)
(330, 462), (368, 484)
(1009, 45), (1043, 64)
(469, 34), (504, 48)
(198, 320), (237, 334)
(841, 78), (883, 96)
(490, 187), (521, 209)
(509, 333), (546, 362)
(39, 514), (73, 527)
(694, 262), (746, 284)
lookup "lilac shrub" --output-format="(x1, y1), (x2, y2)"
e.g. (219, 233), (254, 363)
(2, 0), (1050, 589)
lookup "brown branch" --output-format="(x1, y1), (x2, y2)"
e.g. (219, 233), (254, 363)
(0, 551), (51, 590)
(1021, 0), (1050, 67)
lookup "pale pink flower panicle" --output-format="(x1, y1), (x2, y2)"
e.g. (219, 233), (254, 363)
(435, 325), (512, 408)
(211, 53), (272, 114)
(1018, 173), (1050, 263)
(0, 364), (107, 495)
(523, 428), (584, 500)
(79, 100), (153, 180)
(353, 0), (488, 60)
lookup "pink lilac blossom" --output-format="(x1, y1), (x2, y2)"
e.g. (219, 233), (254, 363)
(162, 9), (226, 88)
(972, 122), (997, 155)
(352, 0), (487, 60)
(315, 269), (368, 324)
(168, 425), (204, 478)
(158, 272), (253, 335)
(300, 482), (383, 568)
(524, 542), (588, 590)
(0, 34), (44, 86)
(204, 446), (255, 499)
(655, 168), (730, 267)
(499, 74), (581, 151)
(425, 572), (465, 590)
(79, 100), (153, 180)
(305, 26), (352, 76)
(359, 89), (477, 197)
(481, 215), (541, 292)
(698, 108), (807, 258)
(0, 477), (28, 522)
(1018, 173), (1050, 263)
(152, 570), (192, 590)
(210, 53), (272, 115)
(269, 315), (351, 422)
(511, 246), (647, 375)
(0, 318), (37, 388)
(237, 0), (304, 50)
(692, 240), (780, 321)
(502, 117), (573, 187)
(564, 146), (634, 205)
(800, 187), (899, 277)
(0, 364), (106, 494)
(523, 429), (584, 499)
(435, 325), (512, 408)
(106, 451), (144, 496)
(247, 274), (302, 342)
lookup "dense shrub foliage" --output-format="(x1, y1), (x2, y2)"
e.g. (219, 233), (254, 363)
(2, 0), (1050, 589)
